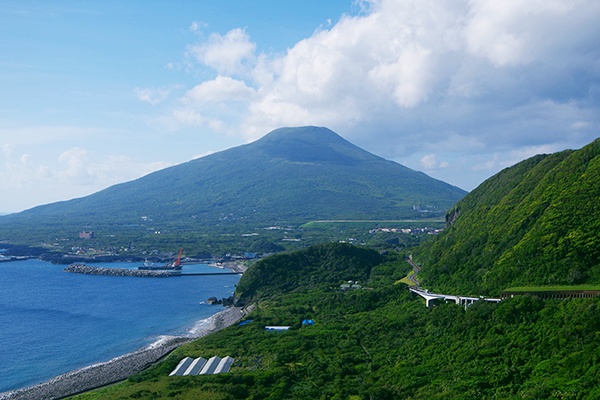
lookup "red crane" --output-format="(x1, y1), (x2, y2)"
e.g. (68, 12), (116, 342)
(173, 247), (183, 269)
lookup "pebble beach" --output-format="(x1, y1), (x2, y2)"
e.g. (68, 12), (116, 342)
(0, 306), (246, 400)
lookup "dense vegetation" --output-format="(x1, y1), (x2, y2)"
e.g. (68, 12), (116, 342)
(0, 127), (465, 254)
(235, 243), (383, 302)
(414, 138), (600, 296)
(72, 242), (600, 400)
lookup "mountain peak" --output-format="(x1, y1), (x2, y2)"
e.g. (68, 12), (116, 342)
(257, 126), (342, 144)
(253, 126), (379, 165)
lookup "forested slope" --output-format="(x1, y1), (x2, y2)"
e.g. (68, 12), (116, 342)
(414, 138), (600, 296)
(235, 243), (383, 302)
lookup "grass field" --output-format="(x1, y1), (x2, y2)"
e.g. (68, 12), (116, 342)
(395, 276), (417, 286)
(503, 285), (600, 292)
(301, 218), (445, 228)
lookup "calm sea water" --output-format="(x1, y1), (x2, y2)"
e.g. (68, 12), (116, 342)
(0, 259), (241, 393)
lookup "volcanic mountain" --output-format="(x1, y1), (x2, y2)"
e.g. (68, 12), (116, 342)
(0, 126), (466, 237)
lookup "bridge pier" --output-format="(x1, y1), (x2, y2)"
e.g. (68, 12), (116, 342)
(456, 297), (478, 309)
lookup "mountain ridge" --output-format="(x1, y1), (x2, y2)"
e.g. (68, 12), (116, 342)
(414, 137), (600, 296)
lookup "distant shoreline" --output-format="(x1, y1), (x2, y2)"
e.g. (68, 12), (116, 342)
(0, 306), (248, 400)
(0, 244), (253, 266)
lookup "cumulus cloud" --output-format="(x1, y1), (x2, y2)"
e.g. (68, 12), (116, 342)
(464, 0), (600, 66)
(189, 21), (207, 32)
(187, 28), (256, 75)
(420, 154), (450, 170)
(0, 146), (173, 212)
(162, 0), (600, 190)
(184, 76), (255, 103)
(135, 86), (183, 105)
(1, 126), (102, 146)
(193, 150), (215, 160)
(57, 147), (93, 183)
(420, 154), (438, 170)
(172, 110), (224, 131)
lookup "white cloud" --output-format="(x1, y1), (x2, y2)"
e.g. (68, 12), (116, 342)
(158, 0), (600, 189)
(135, 86), (182, 105)
(420, 154), (450, 170)
(420, 154), (437, 170)
(0, 125), (102, 146)
(184, 76), (255, 103)
(172, 110), (224, 131)
(0, 146), (174, 212)
(189, 21), (208, 33)
(464, 0), (600, 66)
(188, 28), (256, 75)
(57, 147), (93, 183)
(571, 121), (590, 129)
(192, 150), (215, 160)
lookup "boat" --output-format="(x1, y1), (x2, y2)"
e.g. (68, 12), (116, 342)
(138, 248), (183, 270)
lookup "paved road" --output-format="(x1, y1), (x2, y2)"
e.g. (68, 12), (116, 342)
(407, 257), (421, 285)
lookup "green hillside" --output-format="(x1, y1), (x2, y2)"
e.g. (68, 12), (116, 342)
(71, 243), (600, 400)
(0, 127), (465, 250)
(413, 138), (600, 296)
(235, 243), (383, 302)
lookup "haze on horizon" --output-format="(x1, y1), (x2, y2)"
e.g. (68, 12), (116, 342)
(1, 0), (599, 214)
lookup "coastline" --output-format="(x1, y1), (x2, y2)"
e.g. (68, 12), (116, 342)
(0, 306), (249, 400)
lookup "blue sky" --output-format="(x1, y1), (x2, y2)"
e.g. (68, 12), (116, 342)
(1, 0), (599, 213)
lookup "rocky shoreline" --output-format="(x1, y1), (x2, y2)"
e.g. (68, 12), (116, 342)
(0, 306), (248, 400)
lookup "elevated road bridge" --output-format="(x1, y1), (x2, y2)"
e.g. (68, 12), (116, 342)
(406, 256), (501, 308)
(409, 286), (501, 308)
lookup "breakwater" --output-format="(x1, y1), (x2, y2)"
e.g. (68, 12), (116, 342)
(64, 264), (178, 278)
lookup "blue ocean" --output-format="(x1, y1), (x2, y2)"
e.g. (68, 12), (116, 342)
(0, 259), (241, 393)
